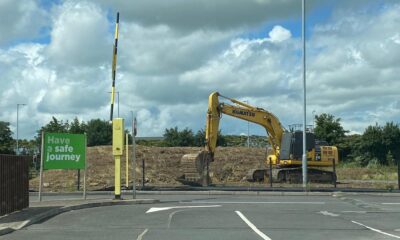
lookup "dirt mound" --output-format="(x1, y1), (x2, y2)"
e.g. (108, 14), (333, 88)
(30, 145), (267, 192)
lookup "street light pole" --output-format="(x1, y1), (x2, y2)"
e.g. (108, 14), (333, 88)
(302, 0), (308, 190)
(16, 103), (27, 155)
(131, 111), (136, 199)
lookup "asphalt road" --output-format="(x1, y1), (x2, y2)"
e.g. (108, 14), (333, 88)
(4, 194), (400, 240)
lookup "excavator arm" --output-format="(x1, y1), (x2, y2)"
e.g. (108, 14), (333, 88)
(206, 92), (285, 158)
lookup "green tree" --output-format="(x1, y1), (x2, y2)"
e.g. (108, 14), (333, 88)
(0, 121), (15, 154)
(69, 117), (86, 134)
(382, 122), (400, 164)
(37, 117), (69, 135)
(314, 113), (347, 145)
(360, 124), (386, 165)
(194, 129), (206, 147)
(85, 119), (112, 146)
(350, 122), (400, 166)
(194, 129), (227, 147)
(18, 139), (39, 156)
(336, 134), (362, 163)
(35, 116), (69, 145)
(163, 127), (195, 146)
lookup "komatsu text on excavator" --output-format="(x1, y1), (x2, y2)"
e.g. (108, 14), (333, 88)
(178, 92), (338, 186)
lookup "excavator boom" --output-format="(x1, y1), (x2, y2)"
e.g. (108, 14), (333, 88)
(206, 92), (285, 157)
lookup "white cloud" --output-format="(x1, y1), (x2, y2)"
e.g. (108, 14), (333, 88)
(268, 25), (291, 42)
(0, 0), (47, 45)
(305, 4), (400, 132)
(1, 0), (400, 140)
(93, 0), (311, 32)
(46, 1), (110, 67)
(0, 1), (112, 138)
(120, 24), (235, 76)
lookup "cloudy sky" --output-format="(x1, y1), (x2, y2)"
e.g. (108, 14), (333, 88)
(1, 0), (399, 139)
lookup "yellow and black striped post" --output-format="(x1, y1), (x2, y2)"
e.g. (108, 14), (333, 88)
(110, 12), (120, 121)
(109, 12), (123, 200)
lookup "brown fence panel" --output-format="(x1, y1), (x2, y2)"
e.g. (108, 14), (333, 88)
(0, 154), (30, 215)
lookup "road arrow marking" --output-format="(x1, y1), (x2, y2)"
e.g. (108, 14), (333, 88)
(146, 205), (221, 213)
(319, 211), (339, 217)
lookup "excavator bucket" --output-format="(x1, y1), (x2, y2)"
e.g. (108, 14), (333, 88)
(178, 151), (212, 186)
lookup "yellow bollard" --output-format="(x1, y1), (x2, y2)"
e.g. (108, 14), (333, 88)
(115, 155), (121, 197)
(126, 133), (129, 188)
(112, 118), (124, 199)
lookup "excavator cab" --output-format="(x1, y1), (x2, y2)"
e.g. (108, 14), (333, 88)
(279, 131), (315, 161)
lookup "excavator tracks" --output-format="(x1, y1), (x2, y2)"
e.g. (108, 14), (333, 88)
(275, 168), (336, 183)
(246, 167), (336, 184)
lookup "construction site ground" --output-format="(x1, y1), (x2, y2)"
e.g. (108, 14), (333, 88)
(29, 145), (399, 192)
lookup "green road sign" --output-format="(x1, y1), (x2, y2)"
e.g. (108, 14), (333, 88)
(43, 133), (86, 170)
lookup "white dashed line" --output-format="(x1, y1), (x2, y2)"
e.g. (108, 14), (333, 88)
(352, 221), (400, 239)
(235, 211), (272, 240)
(382, 203), (400, 205)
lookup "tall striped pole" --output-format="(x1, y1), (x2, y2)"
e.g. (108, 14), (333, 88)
(110, 12), (120, 121)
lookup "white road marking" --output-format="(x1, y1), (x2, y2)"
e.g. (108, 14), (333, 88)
(181, 201), (325, 205)
(319, 211), (339, 217)
(235, 211), (272, 240)
(341, 211), (367, 213)
(136, 228), (148, 240)
(352, 221), (400, 239)
(382, 203), (400, 205)
(167, 210), (184, 229)
(146, 205), (221, 213)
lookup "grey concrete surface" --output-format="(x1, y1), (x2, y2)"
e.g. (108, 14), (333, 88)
(2, 193), (400, 240)
(0, 195), (158, 236)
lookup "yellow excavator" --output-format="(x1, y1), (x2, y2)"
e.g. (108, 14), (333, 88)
(178, 92), (339, 186)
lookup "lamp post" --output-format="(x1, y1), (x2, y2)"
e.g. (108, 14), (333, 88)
(302, 0), (308, 190)
(131, 111), (136, 199)
(16, 103), (27, 155)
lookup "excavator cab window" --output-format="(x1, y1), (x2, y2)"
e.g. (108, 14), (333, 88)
(279, 132), (292, 160)
(280, 131), (315, 160)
